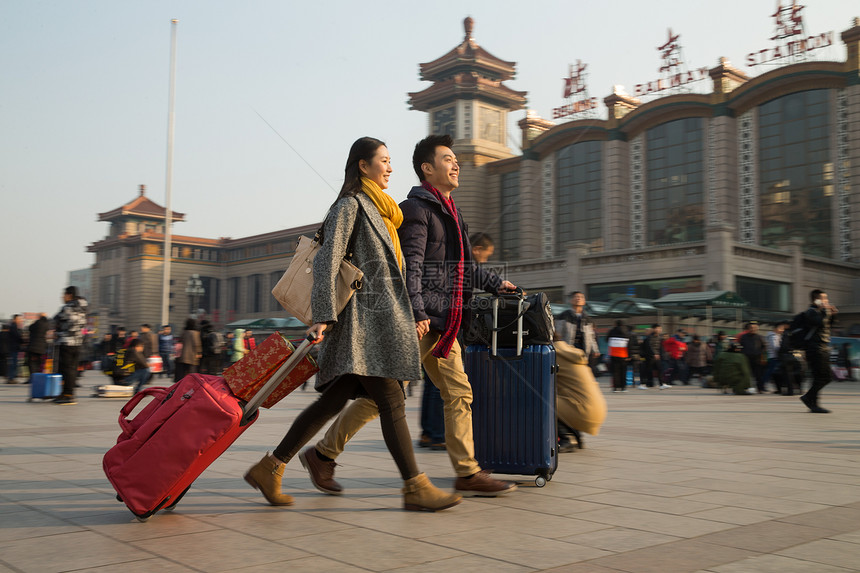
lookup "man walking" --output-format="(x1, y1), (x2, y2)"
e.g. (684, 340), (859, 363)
(555, 291), (599, 370)
(800, 289), (838, 413)
(53, 286), (88, 404)
(738, 322), (766, 393)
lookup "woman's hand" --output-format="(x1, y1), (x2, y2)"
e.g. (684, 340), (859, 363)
(307, 323), (327, 344)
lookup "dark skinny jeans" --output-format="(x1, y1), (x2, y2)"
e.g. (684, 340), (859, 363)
(274, 374), (419, 481)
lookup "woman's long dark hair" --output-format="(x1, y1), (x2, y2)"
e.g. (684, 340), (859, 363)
(334, 137), (386, 205)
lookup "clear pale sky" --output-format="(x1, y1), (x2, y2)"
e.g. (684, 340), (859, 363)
(0, 0), (853, 317)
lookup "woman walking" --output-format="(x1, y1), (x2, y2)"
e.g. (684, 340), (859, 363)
(244, 137), (460, 512)
(173, 318), (201, 382)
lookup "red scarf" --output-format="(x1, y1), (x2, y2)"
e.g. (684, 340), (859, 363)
(423, 181), (464, 359)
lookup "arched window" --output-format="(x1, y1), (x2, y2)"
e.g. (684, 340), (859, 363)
(557, 140), (602, 253)
(758, 89), (831, 257)
(645, 118), (704, 246)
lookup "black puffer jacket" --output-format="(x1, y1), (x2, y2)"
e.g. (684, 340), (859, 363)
(399, 185), (502, 333)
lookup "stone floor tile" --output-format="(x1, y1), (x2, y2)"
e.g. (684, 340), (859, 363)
(71, 558), (198, 572)
(576, 491), (719, 515)
(574, 506), (736, 538)
(558, 527), (681, 552)
(776, 538), (860, 569)
(697, 520), (837, 553)
(709, 553), (855, 572)
(131, 529), (311, 572)
(230, 555), (369, 572)
(424, 527), (613, 569)
(827, 530), (860, 545)
(0, 530), (151, 572)
(585, 540), (757, 573)
(385, 554), (533, 572)
(684, 507), (784, 526)
(679, 491), (828, 515)
(540, 563), (628, 573)
(277, 527), (463, 570)
(0, 509), (84, 542)
(776, 506), (860, 532)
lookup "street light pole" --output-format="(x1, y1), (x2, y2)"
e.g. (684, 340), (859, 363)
(161, 18), (179, 328)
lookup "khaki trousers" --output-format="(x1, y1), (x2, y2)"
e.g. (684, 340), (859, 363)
(316, 332), (480, 478)
(419, 332), (480, 477)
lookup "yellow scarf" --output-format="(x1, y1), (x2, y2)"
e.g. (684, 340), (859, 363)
(361, 177), (404, 270)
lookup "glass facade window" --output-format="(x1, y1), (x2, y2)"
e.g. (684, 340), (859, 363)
(758, 89), (831, 257)
(588, 276), (703, 302)
(736, 276), (791, 313)
(499, 171), (520, 260)
(270, 271), (282, 312)
(249, 274), (263, 313)
(557, 140), (602, 253)
(646, 118), (704, 246)
(228, 277), (241, 312)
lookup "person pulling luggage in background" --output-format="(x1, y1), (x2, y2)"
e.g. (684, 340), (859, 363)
(555, 290), (601, 447)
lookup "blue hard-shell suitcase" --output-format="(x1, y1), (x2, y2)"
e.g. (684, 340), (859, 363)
(30, 373), (62, 401)
(465, 344), (558, 487)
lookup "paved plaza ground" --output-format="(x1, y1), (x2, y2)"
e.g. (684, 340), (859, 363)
(1, 375), (859, 572)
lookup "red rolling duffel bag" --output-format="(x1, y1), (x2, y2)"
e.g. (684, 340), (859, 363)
(103, 335), (315, 521)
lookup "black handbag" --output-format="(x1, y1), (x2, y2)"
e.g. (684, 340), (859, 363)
(465, 290), (554, 353)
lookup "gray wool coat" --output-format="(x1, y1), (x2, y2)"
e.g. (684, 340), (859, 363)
(311, 193), (422, 389)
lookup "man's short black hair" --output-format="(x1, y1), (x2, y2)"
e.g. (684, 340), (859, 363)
(651, 323), (660, 329)
(569, 290), (584, 298)
(413, 134), (453, 181)
(810, 288), (826, 303)
(64, 285), (78, 297)
(470, 232), (494, 249)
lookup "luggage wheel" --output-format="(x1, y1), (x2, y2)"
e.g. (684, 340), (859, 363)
(135, 515), (150, 523)
(535, 476), (547, 488)
(164, 486), (191, 511)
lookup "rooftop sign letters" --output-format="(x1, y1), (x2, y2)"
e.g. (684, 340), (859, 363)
(632, 29), (708, 97)
(553, 60), (599, 119)
(746, 1), (833, 66)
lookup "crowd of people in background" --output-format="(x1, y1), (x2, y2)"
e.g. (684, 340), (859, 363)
(0, 307), (266, 401)
(594, 289), (850, 412)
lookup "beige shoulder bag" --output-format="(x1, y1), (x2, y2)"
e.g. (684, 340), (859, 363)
(271, 214), (363, 326)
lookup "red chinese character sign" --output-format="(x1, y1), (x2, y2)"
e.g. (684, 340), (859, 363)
(562, 60), (587, 98)
(771, 0), (804, 40)
(631, 29), (708, 98)
(553, 59), (599, 120)
(658, 29), (682, 73)
(746, 2), (833, 67)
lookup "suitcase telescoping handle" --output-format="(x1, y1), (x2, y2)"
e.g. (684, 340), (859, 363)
(491, 291), (525, 360)
(240, 332), (318, 426)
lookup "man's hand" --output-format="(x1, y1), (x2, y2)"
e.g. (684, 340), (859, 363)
(416, 319), (430, 340)
(499, 280), (517, 293)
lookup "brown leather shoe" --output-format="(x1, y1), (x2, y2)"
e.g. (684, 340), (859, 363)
(299, 447), (343, 495)
(454, 470), (517, 497)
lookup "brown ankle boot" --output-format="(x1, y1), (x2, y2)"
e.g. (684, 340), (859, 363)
(244, 453), (294, 506)
(402, 473), (462, 512)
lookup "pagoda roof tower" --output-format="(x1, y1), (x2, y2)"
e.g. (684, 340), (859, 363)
(408, 17), (527, 111)
(97, 184), (185, 223)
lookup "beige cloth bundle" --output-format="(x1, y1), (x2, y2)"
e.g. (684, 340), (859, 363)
(554, 341), (607, 436)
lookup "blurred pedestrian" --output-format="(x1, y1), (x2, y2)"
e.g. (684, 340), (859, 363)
(53, 286), (88, 404)
(158, 325), (174, 379)
(800, 289), (838, 413)
(173, 318), (201, 382)
(686, 334), (712, 386)
(606, 320), (630, 392)
(738, 322), (766, 393)
(27, 313), (50, 381)
(140, 324), (158, 359)
(6, 314), (24, 382)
